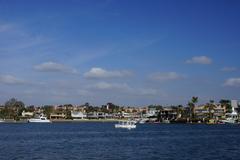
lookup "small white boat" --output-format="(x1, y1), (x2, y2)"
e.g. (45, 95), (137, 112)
(221, 110), (238, 124)
(139, 118), (148, 124)
(115, 121), (136, 129)
(221, 117), (237, 124)
(28, 115), (51, 123)
(0, 120), (5, 123)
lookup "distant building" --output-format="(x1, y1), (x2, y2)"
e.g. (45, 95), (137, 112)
(71, 111), (87, 119)
(194, 105), (209, 119)
(213, 104), (226, 119)
(156, 107), (178, 120)
(194, 104), (226, 120)
(22, 111), (34, 117)
(146, 107), (158, 117)
(106, 103), (110, 110)
(87, 112), (98, 119)
(231, 100), (238, 109)
(50, 113), (66, 120)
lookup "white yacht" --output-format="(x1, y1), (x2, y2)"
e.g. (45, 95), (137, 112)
(221, 108), (238, 124)
(221, 113), (238, 124)
(0, 119), (4, 123)
(28, 114), (51, 123)
(115, 120), (136, 129)
(139, 118), (148, 124)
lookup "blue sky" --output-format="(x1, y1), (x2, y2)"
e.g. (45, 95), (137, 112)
(0, 0), (240, 106)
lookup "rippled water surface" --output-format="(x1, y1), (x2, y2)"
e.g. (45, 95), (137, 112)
(0, 123), (240, 160)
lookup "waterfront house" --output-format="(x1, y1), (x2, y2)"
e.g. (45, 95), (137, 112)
(87, 112), (98, 119)
(50, 112), (66, 120)
(71, 111), (87, 119)
(22, 111), (34, 117)
(194, 104), (226, 120)
(213, 104), (226, 120)
(194, 105), (209, 120)
(146, 107), (158, 117)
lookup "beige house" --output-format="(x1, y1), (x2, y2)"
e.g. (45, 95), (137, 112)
(50, 113), (66, 120)
(194, 104), (226, 120)
(22, 111), (34, 117)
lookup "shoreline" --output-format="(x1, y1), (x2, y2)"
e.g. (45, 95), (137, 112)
(0, 119), (235, 125)
(52, 119), (120, 123)
(0, 119), (121, 123)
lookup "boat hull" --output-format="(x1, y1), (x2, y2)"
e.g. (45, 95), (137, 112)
(28, 119), (51, 123)
(221, 119), (236, 124)
(115, 124), (136, 129)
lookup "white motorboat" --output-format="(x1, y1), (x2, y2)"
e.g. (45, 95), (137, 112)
(115, 121), (136, 129)
(0, 119), (4, 123)
(221, 110), (238, 124)
(28, 115), (51, 123)
(221, 118), (237, 124)
(139, 118), (148, 124)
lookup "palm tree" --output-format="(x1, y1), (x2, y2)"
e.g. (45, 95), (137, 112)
(204, 100), (216, 119)
(4, 98), (25, 120)
(175, 105), (184, 119)
(188, 97), (198, 121)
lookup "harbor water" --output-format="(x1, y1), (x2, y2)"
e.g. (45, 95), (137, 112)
(0, 123), (240, 160)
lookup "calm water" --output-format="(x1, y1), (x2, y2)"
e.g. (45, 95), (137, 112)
(0, 123), (240, 160)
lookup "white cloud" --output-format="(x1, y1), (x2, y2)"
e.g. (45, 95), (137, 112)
(186, 56), (212, 64)
(0, 75), (25, 85)
(34, 62), (78, 74)
(91, 82), (131, 91)
(150, 72), (184, 82)
(89, 81), (160, 97)
(84, 67), (132, 78)
(224, 78), (240, 87)
(221, 67), (237, 72)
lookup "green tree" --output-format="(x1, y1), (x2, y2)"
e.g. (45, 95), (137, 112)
(176, 105), (184, 119)
(0, 106), (8, 119)
(204, 100), (216, 119)
(188, 96), (198, 120)
(26, 105), (35, 112)
(4, 98), (25, 120)
(42, 105), (54, 118)
(64, 104), (73, 119)
(219, 99), (231, 113)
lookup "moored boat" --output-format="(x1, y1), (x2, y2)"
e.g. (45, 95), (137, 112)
(115, 120), (136, 129)
(139, 118), (148, 124)
(28, 114), (51, 123)
(221, 110), (238, 124)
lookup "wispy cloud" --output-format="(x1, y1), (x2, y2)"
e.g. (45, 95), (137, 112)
(0, 22), (51, 55)
(84, 67), (132, 79)
(224, 78), (240, 87)
(34, 62), (78, 74)
(90, 81), (131, 91)
(136, 88), (158, 96)
(88, 81), (160, 97)
(221, 67), (237, 72)
(149, 72), (184, 82)
(0, 75), (25, 85)
(186, 56), (212, 64)
(0, 23), (13, 32)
